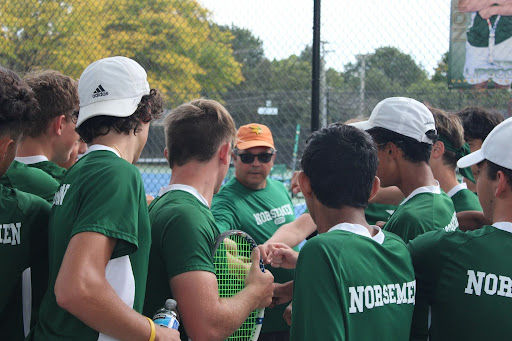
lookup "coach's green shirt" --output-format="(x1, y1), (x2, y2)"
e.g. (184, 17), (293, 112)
(17, 156), (67, 183)
(212, 177), (296, 334)
(144, 185), (219, 341)
(383, 184), (458, 243)
(0, 160), (59, 203)
(408, 223), (512, 340)
(291, 223), (415, 341)
(365, 202), (397, 226)
(467, 13), (512, 47)
(30, 145), (151, 341)
(447, 183), (482, 213)
(0, 186), (50, 341)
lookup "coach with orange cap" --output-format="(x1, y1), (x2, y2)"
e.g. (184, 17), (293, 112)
(212, 123), (296, 341)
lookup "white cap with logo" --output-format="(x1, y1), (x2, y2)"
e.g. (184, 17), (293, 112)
(76, 56), (150, 127)
(457, 117), (512, 170)
(350, 97), (437, 144)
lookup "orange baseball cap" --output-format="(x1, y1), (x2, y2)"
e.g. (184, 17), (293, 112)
(236, 123), (275, 150)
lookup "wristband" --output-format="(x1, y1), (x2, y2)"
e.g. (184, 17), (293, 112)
(146, 317), (156, 341)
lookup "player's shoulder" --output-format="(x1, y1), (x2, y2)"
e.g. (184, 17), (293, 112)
(152, 191), (210, 224)
(407, 228), (470, 255)
(1, 185), (51, 217)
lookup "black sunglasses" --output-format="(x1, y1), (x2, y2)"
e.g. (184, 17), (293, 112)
(236, 151), (274, 164)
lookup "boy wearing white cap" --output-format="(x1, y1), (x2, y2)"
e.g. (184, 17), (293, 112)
(29, 57), (180, 341)
(351, 97), (458, 243)
(408, 117), (512, 340)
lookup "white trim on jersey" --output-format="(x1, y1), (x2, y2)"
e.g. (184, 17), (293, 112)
(400, 181), (441, 206)
(493, 222), (512, 234)
(446, 182), (468, 198)
(328, 223), (385, 245)
(22, 268), (32, 337)
(158, 184), (209, 208)
(15, 155), (49, 164)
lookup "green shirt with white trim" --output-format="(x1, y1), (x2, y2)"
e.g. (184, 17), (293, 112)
(290, 223), (415, 341)
(447, 183), (482, 213)
(0, 185), (50, 341)
(144, 185), (219, 341)
(29, 145), (151, 341)
(16, 156), (66, 183)
(383, 185), (458, 243)
(408, 223), (512, 341)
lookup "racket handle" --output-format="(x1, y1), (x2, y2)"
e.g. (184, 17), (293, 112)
(259, 259), (265, 272)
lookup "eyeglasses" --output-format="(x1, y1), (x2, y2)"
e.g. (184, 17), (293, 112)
(236, 151), (274, 164)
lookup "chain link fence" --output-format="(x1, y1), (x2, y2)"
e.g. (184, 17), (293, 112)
(1, 0), (509, 215)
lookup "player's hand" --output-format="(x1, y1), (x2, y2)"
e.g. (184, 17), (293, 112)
(258, 244), (271, 264)
(146, 194), (155, 206)
(270, 281), (293, 308)
(283, 302), (293, 326)
(375, 221), (386, 228)
(245, 247), (274, 309)
(155, 325), (181, 341)
(290, 171), (301, 195)
(266, 243), (299, 269)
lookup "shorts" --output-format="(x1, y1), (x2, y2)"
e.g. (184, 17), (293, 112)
(463, 35), (512, 85)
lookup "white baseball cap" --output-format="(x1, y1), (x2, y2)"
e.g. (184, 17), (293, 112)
(457, 117), (512, 169)
(350, 97), (437, 144)
(76, 56), (150, 127)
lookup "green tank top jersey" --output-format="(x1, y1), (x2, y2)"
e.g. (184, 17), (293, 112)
(408, 224), (512, 341)
(29, 161), (67, 183)
(290, 224), (415, 341)
(211, 177), (296, 334)
(450, 188), (482, 213)
(0, 160), (59, 203)
(29, 149), (151, 341)
(467, 13), (512, 47)
(0, 186), (50, 341)
(144, 187), (219, 341)
(383, 188), (458, 243)
(365, 202), (397, 226)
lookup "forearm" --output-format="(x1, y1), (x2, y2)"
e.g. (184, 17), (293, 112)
(484, 4), (512, 16)
(459, 0), (497, 12)
(266, 214), (316, 247)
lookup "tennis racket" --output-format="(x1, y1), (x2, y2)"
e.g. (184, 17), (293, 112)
(212, 230), (265, 341)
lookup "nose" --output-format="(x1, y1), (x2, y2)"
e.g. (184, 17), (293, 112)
(251, 156), (261, 166)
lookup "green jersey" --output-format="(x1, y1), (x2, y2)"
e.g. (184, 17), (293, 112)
(30, 146), (151, 341)
(408, 223), (512, 341)
(467, 13), (512, 48)
(0, 186), (50, 341)
(365, 202), (397, 226)
(17, 156), (67, 183)
(212, 177), (296, 334)
(144, 185), (219, 341)
(0, 160), (59, 203)
(290, 223), (415, 341)
(447, 183), (482, 213)
(383, 185), (458, 243)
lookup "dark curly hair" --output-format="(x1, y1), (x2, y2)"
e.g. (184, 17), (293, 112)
(23, 69), (79, 137)
(77, 88), (163, 144)
(0, 67), (39, 139)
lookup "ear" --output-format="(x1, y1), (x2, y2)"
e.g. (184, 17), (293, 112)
(368, 176), (381, 202)
(431, 141), (444, 159)
(218, 142), (231, 165)
(495, 170), (509, 198)
(52, 115), (66, 136)
(164, 147), (169, 161)
(298, 171), (313, 199)
(0, 136), (15, 162)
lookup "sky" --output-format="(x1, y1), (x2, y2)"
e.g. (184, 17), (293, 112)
(198, 0), (451, 75)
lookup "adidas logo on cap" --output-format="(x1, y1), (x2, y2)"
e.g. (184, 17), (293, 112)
(92, 85), (109, 98)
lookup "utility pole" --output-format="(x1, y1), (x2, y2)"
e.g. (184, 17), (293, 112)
(311, 0), (321, 131)
(359, 54), (367, 117)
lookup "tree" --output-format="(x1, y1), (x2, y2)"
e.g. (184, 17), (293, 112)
(432, 52), (448, 83)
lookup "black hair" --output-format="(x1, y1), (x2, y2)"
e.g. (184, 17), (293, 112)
(300, 123), (378, 209)
(456, 107), (504, 142)
(77, 89), (163, 144)
(367, 127), (437, 164)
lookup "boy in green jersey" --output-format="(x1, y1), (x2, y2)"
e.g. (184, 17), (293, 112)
(17, 70), (81, 182)
(29, 57), (180, 341)
(409, 117), (512, 341)
(144, 100), (274, 341)
(267, 124), (415, 340)
(0, 67), (51, 340)
(351, 97), (458, 242)
(428, 108), (482, 214)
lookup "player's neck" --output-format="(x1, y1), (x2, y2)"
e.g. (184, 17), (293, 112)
(169, 161), (218, 206)
(16, 136), (53, 161)
(396, 161), (437, 197)
(92, 133), (140, 164)
(434, 167), (460, 194)
(313, 202), (370, 234)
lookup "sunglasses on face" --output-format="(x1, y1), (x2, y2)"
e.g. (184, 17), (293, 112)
(236, 151), (274, 164)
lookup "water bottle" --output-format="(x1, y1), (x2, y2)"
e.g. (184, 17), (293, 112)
(152, 298), (180, 330)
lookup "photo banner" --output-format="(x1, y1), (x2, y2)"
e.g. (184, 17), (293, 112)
(449, 0), (512, 89)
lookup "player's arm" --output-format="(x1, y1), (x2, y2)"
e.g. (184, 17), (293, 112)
(458, 0), (497, 12)
(456, 210), (490, 231)
(479, 3), (512, 19)
(170, 248), (274, 341)
(263, 213), (316, 249)
(55, 232), (180, 341)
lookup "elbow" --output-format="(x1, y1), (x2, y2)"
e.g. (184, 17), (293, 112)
(54, 274), (91, 313)
(188, 329), (226, 341)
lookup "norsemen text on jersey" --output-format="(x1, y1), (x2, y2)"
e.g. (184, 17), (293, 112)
(349, 280), (416, 313)
(1, 222), (21, 245)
